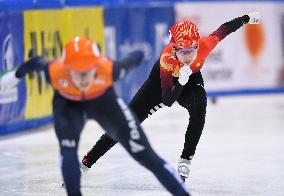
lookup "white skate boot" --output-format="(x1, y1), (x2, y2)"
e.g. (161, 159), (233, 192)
(80, 162), (89, 173)
(177, 158), (191, 182)
(80, 156), (90, 173)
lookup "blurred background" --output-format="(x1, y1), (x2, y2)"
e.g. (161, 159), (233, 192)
(0, 0), (284, 134)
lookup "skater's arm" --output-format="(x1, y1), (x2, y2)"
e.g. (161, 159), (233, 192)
(199, 12), (259, 59)
(113, 50), (144, 81)
(15, 56), (50, 81)
(0, 56), (50, 91)
(210, 15), (249, 42)
(160, 65), (184, 107)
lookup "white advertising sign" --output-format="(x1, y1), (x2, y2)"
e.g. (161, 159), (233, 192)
(175, 2), (284, 91)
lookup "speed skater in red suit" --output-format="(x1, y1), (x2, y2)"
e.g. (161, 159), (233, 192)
(79, 12), (260, 181)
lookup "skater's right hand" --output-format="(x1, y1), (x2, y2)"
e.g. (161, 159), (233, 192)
(178, 65), (192, 86)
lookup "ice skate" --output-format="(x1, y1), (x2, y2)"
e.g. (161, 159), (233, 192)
(80, 162), (89, 173)
(80, 156), (90, 173)
(177, 158), (191, 182)
(61, 158), (90, 188)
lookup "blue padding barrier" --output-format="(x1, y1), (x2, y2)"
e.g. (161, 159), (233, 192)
(0, 0), (34, 12)
(64, 0), (101, 6)
(0, 116), (52, 135)
(33, 0), (64, 9)
(207, 87), (284, 97)
(1, 0), (283, 12)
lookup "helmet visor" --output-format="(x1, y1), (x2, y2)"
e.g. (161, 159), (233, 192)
(175, 48), (197, 56)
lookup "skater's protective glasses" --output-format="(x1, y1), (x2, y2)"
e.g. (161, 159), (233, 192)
(175, 48), (197, 56)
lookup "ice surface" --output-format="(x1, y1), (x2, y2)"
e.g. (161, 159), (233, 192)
(0, 95), (284, 196)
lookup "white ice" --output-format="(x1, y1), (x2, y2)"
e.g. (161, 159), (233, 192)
(0, 94), (284, 196)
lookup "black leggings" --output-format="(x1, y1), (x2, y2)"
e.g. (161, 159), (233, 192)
(53, 88), (189, 196)
(85, 71), (207, 165)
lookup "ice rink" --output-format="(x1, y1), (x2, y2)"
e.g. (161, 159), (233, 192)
(0, 94), (284, 196)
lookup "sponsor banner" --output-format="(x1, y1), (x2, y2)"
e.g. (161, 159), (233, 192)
(0, 12), (26, 126)
(104, 5), (175, 102)
(23, 7), (104, 119)
(175, 2), (284, 91)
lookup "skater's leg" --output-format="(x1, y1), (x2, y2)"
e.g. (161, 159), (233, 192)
(53, 93), (85, 195)
(177, 83), (207, 180)
(86, 88), (189, 196)
(82, 78), (162, 168)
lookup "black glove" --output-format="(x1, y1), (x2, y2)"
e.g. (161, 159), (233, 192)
(15, 56), (48, 78)
(120, 50), (144, 67)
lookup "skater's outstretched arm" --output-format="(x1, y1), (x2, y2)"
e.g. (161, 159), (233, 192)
(15, 56), (49, 80)
(195, 12), (260, 66)
(0, 56), (49, 91)
(211, 12), (259, 42)
(160, 66), (185, 107)
(112, 50), (144, 81)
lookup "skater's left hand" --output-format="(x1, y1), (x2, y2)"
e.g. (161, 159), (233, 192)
(247, 12), (260, 24)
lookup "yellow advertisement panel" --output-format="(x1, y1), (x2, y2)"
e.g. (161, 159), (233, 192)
(23, 7), (104, 119)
